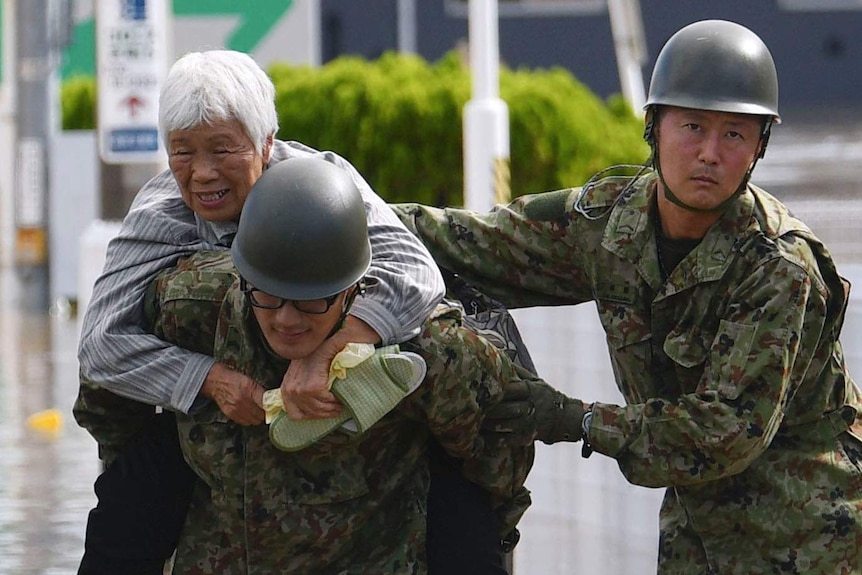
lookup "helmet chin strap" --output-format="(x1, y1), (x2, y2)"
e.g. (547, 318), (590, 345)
(325, 281), (367, 340)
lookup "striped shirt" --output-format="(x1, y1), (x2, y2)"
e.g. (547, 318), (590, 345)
(77, 140), (445, 413)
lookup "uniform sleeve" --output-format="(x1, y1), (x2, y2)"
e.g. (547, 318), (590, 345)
(391, 190), (592, 309)
(306, 148), (446, 344)
(589, 254), (827, 488)
(399, 313), (535, 534)
(77, 170), (217, 414)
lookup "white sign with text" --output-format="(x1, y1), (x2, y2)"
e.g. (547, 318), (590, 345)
(96, 0), (168, 164)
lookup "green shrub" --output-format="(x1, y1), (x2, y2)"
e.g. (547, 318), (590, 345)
(504, 65), (647, 197)
(61, 75), (97, 130)
(270, 51), (647, 205)
(61, 51), (649, 205)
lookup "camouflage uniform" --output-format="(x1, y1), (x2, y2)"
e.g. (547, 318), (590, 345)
(393, 170), (862, 575)
(141, 251), (532, 575)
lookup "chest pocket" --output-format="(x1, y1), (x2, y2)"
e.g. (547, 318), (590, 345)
(181, 410), (370, 519)
(664, 320), (757, 400)
(595, 289), (653, 402)
(595, 281), (650, 349)
(275, 438), (371, 506)
(663, 324), (709, 395)
(710, 320), (757, 400)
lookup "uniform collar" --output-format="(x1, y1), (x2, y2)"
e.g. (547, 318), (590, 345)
(601, 172), (755, 292)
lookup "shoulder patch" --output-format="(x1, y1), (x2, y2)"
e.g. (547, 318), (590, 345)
(572, 166), (653, 219)
(161, 269), (236, 304)
(161, 251), (237, 303)
(519, 188), (574, 222)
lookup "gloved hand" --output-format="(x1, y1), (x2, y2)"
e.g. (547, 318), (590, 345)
(482, 379), (585, 445)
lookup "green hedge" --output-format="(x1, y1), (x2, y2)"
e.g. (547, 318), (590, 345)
(62, 51), (649, 206)
(61, 75), (97, 131)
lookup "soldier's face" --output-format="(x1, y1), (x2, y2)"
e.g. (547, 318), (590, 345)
(656, 106), (762, 211)
(252, 291), (347, 360)
(168, 119), (271, 222)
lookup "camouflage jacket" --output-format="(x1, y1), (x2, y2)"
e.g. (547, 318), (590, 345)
(393, 169), (862, 574)
(147, 252), (533, 575)
(73, 376), (158, 467)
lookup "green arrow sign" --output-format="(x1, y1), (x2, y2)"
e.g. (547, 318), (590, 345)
(61, 0), (294, 80)
(174, 0), (294, 53)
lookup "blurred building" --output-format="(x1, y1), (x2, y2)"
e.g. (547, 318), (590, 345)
(320, 0), (862, 121)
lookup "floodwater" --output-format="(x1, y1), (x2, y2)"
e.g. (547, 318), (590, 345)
(0, 272), (98, 574)
(0, 112), (861, 574)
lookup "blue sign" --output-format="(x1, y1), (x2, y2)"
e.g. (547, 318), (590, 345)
(110, 128), (159, 152)
(121, 0), (147, 21)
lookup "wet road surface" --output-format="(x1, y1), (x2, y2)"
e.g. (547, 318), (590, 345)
(0, 271), (98, 575)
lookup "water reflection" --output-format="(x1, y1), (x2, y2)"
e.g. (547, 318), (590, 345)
(0, 269), (98, 575)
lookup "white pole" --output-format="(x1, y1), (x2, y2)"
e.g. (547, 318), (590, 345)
(463, 0), (509, 212)
(308, 0), (322, 67)
(607, 0), (646, 116)
(397, 0), (417, 54)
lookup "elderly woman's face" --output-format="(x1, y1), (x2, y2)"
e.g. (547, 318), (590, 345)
(167, 119), (270, 222)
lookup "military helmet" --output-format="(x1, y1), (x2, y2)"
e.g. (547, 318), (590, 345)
(231, 156), (371, 300)
(644, 20), (780, 122)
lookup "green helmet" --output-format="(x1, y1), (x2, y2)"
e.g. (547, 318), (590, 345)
(231, 156), (371, 300)
(645, 19), (780, 122)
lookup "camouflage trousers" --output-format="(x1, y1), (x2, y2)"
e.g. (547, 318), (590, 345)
(657, 428), (862, 574)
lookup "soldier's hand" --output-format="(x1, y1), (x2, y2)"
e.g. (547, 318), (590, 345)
(201, 363), (266, 425)
(483, 379), (585, 445)
(280, 316), (381, 420)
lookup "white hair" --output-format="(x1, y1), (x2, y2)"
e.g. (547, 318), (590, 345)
(158, 50), (279, 155)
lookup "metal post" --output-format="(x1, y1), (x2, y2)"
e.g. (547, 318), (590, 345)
(15, 0), (52, 311)
(463, 0), (509, 212)
(607, 0), (646, 115)
(397, 0), (417, 54)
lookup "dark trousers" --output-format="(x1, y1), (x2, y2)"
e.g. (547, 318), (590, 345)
(78, 412), (197, 575)
(426, 439), (511, 574)
(79, 416), (510, 574)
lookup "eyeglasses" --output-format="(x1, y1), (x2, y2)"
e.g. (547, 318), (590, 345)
(240, 277), (340, 315)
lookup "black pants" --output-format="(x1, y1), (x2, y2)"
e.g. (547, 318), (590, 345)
(426, 439), (511, 574)
(79, 414), (510, 575)
(78, 412), (197, 575)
